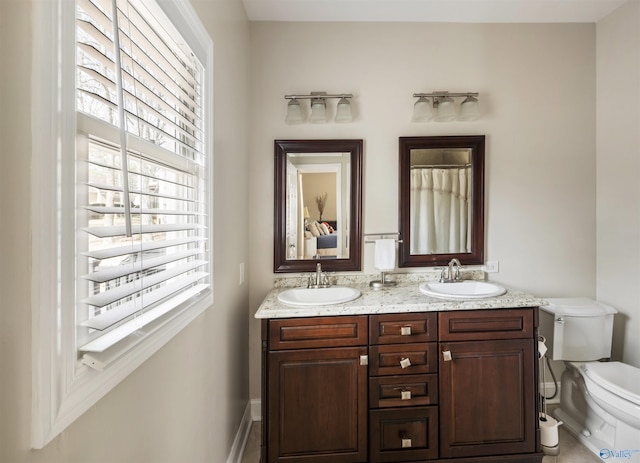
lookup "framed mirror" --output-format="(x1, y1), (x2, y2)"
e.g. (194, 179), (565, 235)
(274, 139), (363, 273)
(398, 135), (485, 267)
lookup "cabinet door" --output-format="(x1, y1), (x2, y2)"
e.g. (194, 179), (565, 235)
(268, 347), (368, 463)
(439, 338), (536, 458)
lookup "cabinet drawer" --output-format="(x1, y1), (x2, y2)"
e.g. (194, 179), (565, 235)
(439, 308), (534, 341)
(269, 315), (368, 350)
(369, 407), (438, 462)
(370, 313), (437, 344)
(369, 343), (437, 376)
(370, 374), (438, 408)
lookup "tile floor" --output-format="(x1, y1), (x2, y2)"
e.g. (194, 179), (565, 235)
(240, 417), (603, 463)
(540, 405), (602, 463)
(241, 422), (260, 463)
(541, 425), (603, 463)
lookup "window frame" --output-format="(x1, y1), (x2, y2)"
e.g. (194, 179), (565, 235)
(31, 0), (214, 449)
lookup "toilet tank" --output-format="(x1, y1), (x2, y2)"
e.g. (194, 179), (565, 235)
(539, 297), (617, 361)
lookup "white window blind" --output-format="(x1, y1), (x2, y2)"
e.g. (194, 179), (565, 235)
(31, 0), (211, 446)
(75, 0), (209, 360)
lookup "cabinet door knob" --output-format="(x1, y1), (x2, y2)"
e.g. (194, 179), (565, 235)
(442, 350), (452, 361)
(400, 326), (412, 336)
(400, 357), (412, 368)
(360, 355), (368, 366)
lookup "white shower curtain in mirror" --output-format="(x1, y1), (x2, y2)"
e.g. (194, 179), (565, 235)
(410, 167), (471, 254)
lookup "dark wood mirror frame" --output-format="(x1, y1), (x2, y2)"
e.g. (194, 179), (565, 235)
(398, 135), (485, 268)
(274, 139), (363, 273)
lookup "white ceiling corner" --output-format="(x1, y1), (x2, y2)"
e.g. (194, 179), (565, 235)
(241, 0), (628, 23)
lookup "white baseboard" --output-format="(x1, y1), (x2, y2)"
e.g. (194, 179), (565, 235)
(227, 402), (254, 463)
(250, 398), (261, 421)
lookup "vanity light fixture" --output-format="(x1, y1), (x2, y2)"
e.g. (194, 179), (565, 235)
(285, 98), (304, 124)
(458, 95), (481, 121)
(309, 97), (328, 123)
(334, 97), (353, 123)
(411, 92), (480, 122)
(285, 92), (354, 124)
(411, 96), (434, 122)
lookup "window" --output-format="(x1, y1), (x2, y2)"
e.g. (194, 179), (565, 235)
(31, 0), (213, 448)
(75, 0), (210, 367)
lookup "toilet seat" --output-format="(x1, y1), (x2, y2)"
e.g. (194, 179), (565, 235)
(581, 361), (640, 406)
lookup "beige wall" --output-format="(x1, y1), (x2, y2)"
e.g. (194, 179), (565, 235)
(596, 0), (640, 366)
(0, 0), (252, 461)
(248, 21), (597, 399)
(302, 173), (337, 222)
(4, 0), (637, 459)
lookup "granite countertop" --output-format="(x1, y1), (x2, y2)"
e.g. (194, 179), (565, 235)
(254, 272), (547, 319)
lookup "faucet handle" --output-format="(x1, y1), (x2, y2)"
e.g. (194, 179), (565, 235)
(439, 267), (447, 282)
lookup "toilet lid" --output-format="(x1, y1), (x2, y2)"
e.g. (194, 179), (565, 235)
(582, 362), (640, 406)
(541, 297), (617, 316)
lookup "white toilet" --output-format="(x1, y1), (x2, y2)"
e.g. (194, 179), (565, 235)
(539, 298), (640, 459)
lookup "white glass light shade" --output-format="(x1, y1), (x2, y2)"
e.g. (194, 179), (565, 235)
(335, 98), (353, 123)
(411, 96), (433, 122)
(285, 99), (304, 124)
(309, 98), (327, 123)
(435, 96), (456, 122)
(458, 96), (480, 121)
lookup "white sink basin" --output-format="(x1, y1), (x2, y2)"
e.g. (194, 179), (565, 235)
(277, 286), (362, 307)
(419, 281), (506, 300)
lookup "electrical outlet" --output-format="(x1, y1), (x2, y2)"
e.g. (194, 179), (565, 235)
(483, 261), (499, 273)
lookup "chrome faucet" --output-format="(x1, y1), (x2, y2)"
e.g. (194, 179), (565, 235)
(315, 262), (323, 286)
(308, 262), (330, 288)
(448, 258), (462, 282)
(440, 258), (462, 283)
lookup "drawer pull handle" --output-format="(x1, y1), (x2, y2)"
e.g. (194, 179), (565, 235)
(394, 387), (413, 400)
(400, 326), (412, 336)
(442, 350), (452, 362)
(401, 438), (412, 448)
(400, 357), (411, 368)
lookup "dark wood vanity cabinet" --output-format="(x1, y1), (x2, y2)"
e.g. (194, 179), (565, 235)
(263, 316), (369, 463)
(261, 308), (542, 463)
